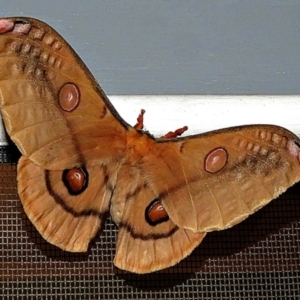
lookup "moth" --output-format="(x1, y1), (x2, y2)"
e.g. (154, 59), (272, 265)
(0, 17), (300, 274)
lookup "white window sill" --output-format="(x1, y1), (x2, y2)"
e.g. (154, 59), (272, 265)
(111, 95), (300, 137)
(1, 95), (299, 145)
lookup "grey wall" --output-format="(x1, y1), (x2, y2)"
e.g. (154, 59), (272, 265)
(1, 1), (300, 95)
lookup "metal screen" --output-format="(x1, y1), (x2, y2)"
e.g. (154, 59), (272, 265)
(0, 145), (299, 299)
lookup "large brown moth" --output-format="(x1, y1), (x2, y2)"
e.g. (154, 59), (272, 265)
(0, 17), (300, 274)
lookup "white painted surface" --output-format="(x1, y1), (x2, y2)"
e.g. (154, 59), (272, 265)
(1, 95), (299, 146)
(111, 95), (300, 137)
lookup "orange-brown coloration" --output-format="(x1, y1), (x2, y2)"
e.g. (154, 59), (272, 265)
(126, 128), (155, 157)
(58, 83), (80, 112)
(204, 148), (228, 173)
(133, 109), (145, 130)
(160, 126), (188, 139)
(63, 168), (86, 193)
(2, 17), (300, 274)
(146, 199), (169, 225)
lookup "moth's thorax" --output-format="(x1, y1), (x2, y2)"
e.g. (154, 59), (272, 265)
(109, 129), (155, 225)
(125, 128), (155, 158)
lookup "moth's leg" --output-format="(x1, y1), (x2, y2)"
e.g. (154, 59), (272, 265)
(160, 126), (188, 139)
(133, 109), (145, 130)
(133, 108), (188, 138)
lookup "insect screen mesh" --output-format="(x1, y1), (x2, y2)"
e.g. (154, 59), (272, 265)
(0, 145), (299, 299)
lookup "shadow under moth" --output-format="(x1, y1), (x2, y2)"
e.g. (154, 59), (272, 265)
(0, 17), (300, 274)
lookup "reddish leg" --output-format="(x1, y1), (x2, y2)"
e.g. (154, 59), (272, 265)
(133, 109), (188, 139)
(160, 126), (188, 139)
(133, 109), (145, 130)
